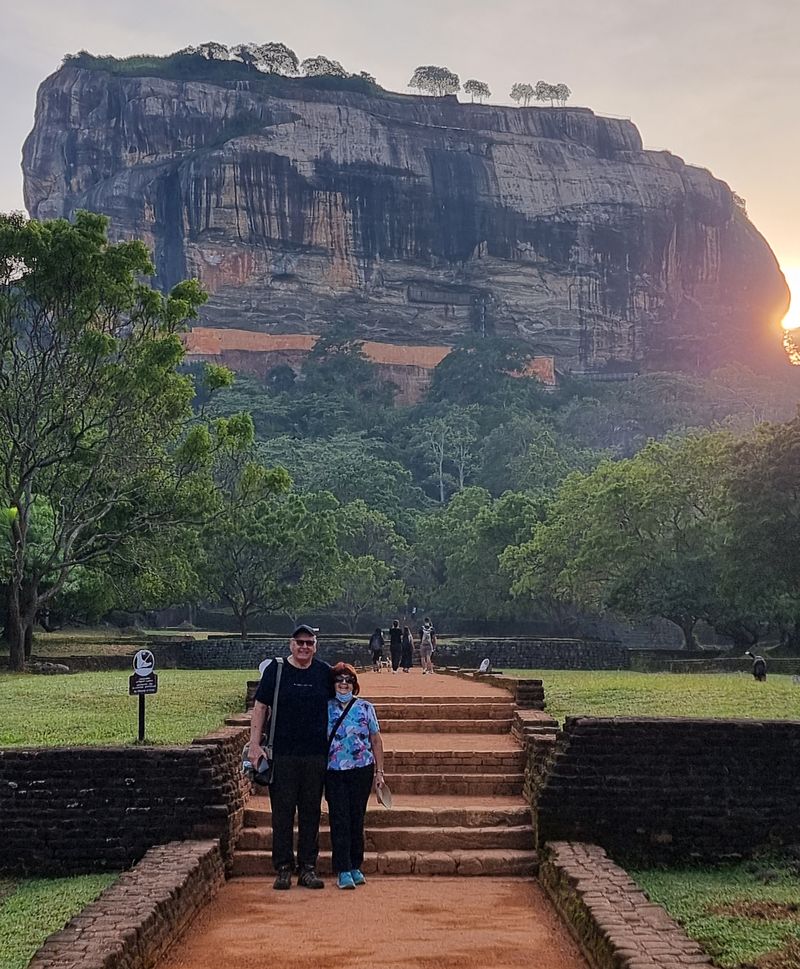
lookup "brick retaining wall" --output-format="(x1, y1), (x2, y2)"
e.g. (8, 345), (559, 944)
(0, 726), (249, 876)
(28, 840), (224, 969)
(539, 841), (712, 969)
(166, 636), (629, 671)
(531, 716), (800, 862)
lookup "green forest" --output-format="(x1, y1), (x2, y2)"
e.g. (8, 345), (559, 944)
(2, 212), (800, 669)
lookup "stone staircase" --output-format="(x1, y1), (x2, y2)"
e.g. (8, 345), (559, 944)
(229, 680), (538, 877)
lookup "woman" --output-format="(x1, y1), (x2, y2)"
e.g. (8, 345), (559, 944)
(326, 662), (385, 889)
(419, 617), (436, 674)
(401, 625), (414, 673)
(368, 627), (385, 672)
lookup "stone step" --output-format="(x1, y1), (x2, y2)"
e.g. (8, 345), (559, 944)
(372, 703), (514, 720)
(230, 848), (538, 877)
(249, 772), (525, 798)
(384, 751), (526, 773)
(237, 824), (534, 852)
(380, 718), (513, 733)
(385, 772), (525, 796)
(243, 795), (531, 829)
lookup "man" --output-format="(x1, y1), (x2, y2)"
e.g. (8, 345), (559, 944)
(248, 624), (330, 890)
(388, 619), (403, 673)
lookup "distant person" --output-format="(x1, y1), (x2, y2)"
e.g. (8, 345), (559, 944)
(745, 650), (767, 681)
(401, 625), (414, 673)
(248, 624), (330, 890)
(369, 627), (385, 672)
(388, 619), (403, 673)
(419, 618), (436, 674)
(326, 663), (385, 890)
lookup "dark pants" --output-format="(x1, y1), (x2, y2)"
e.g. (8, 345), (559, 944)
(268, 755), (327, 871)
(400, 641), (413, 669)
(390, 645), (402, 670)
(325, 766), (374, 873)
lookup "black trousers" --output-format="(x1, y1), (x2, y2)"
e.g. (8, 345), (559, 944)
(400, 641), (413, 669)
(390, 645), (402, 670)
(268, 755), (327, 871)
(325, 766), (375, 873)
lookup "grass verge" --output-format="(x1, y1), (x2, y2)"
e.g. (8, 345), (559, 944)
(632, 859), (800, 968)
(0, 874), (117, 969)
(505, 670), (800, 720)
(0, 670), (249, 746)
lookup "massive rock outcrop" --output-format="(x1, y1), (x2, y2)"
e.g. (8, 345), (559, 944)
(23, 64), (789, 372)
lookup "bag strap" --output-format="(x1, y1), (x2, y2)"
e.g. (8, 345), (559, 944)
(265, 658), (283, 757)
(327, 697), (357, 752)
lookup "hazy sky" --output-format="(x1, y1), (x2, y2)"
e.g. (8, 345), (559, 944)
(3, 1), (799, 320)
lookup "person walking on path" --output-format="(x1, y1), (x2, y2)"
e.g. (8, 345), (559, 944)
(419, 618), (436, 674)
(388, 619), (403, 673)
(325, 662), (385, 890)
(400, 624), (414, 672)
(369, 627), (385, 672)
(248, 624), (331, 890)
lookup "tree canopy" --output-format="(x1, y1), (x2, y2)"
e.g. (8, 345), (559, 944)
(409, 65), (460, 96)
(464, 79), (491, 103)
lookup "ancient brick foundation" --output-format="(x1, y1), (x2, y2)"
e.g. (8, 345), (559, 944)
(174, 636), (628, 671)
(28, 840), (224, 969)
(531, 716), (800, 862)
(539, 841), (712, 969)
(0, 726), (249, 876)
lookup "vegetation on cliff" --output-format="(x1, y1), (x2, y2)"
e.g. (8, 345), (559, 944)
(62, 46), (570, 107)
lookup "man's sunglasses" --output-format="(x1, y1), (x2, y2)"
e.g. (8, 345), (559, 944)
(334, 675), (356, 684)
(293, 638), (316, 646)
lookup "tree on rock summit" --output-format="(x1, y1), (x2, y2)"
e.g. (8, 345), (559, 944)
(409, 65), (460, 97)
(464, 79), (491, 103)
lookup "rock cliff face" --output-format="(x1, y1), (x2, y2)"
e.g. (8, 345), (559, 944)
(23, 65), (789, 371)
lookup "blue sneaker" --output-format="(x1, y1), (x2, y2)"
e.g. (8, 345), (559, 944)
(350, 869), (366, 886)
(337, 871), (356, 890)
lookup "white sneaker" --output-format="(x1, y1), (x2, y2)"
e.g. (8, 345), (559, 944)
(391, 669), (396, 674)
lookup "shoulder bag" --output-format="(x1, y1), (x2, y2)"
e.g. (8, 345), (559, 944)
(255, 657), (283, 786)
(327, 697), (357, 753)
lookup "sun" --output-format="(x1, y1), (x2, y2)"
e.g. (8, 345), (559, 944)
(781, 266), (800, 331)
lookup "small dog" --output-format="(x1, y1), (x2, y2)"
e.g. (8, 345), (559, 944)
(379, 658), (391, 671)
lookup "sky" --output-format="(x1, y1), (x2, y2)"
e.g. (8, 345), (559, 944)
(3, 0), (798, 324)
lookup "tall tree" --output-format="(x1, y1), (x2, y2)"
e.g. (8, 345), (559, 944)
(256, 42), (299, 75)
(464, 79), (491, 103)
(0, 212), (224, 670)
(409, 66), (460, 97)
(553, 83), (571, 106)
(510, 82), (534, 107)
(722, 415), (800, 651)
(503, 433), (734, 648)
(197, 42), (230, 60)
(202, 456), (340, 637)
(301, 55), (347, 77)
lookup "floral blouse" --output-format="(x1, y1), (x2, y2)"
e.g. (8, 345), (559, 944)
(327, 697), (380, 771)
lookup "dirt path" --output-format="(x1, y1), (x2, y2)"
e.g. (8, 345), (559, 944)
(159, 877), (587, 969)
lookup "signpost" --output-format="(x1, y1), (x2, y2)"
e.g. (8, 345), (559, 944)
(129, 649), (158, 741)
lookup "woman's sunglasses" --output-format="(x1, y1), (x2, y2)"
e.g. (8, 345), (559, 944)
(334, 675), (356, 684)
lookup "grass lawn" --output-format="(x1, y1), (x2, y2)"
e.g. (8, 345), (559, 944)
(0, 670), (249, 746)
(0, 874), (117, 969)
(633, 860), (800, 968)
(506, 670), (800, 721)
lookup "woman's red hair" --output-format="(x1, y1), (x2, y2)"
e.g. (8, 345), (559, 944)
(331, 661), (360, 695)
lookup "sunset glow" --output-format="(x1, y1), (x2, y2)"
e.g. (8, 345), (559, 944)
(781, 266), (800, 330)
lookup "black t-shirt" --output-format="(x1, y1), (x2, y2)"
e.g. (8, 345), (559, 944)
(255, 658), (331, 757)
(389, 627), (402, 647)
